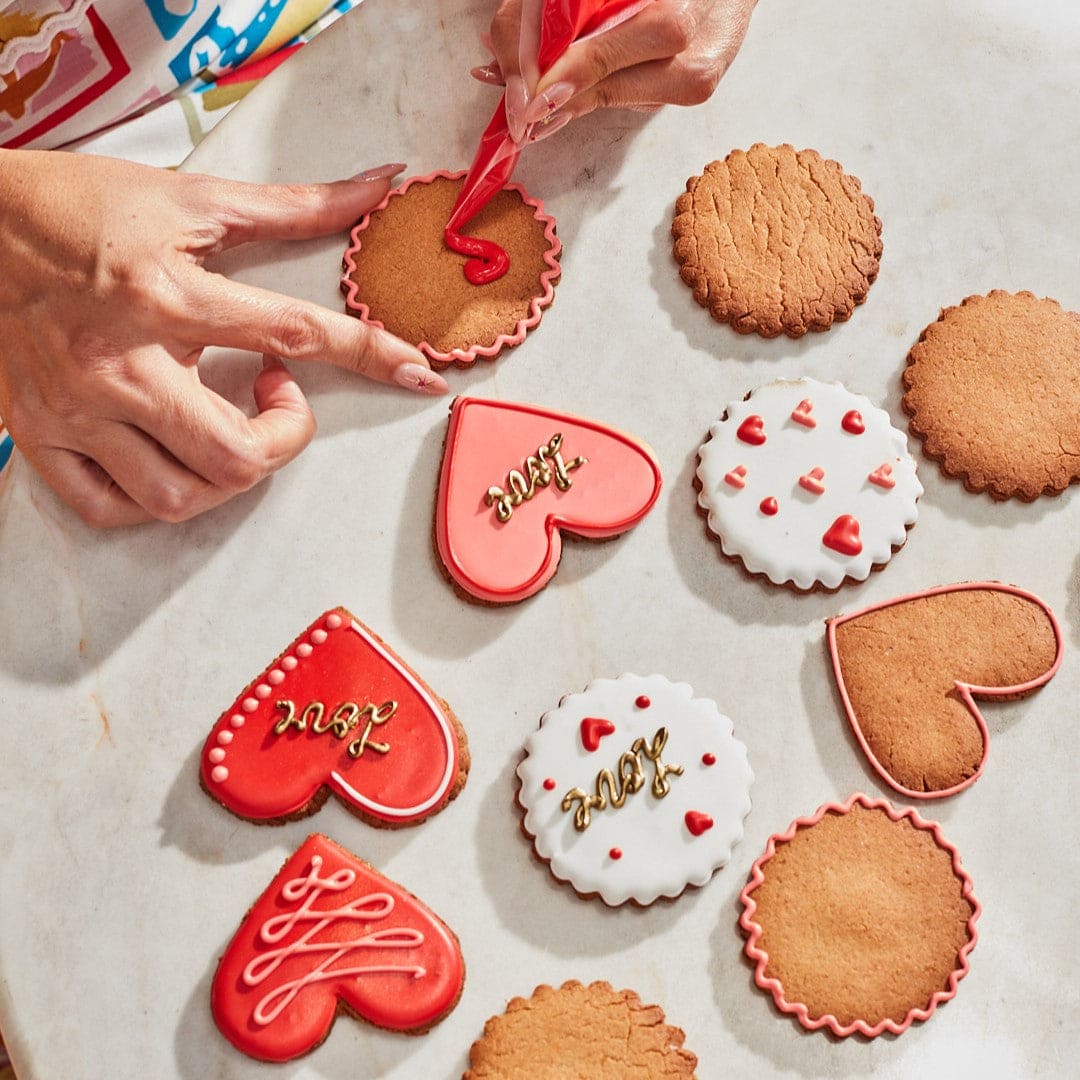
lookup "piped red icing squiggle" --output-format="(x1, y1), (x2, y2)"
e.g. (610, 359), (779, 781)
(212, 834), (464, 1062)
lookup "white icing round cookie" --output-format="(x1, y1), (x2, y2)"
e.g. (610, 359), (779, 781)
(696, 378), (922, 590)
(517, 674), (753, 906)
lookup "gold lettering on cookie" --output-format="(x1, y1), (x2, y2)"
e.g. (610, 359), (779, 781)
(272, 699), (397, 758)
(485, 433), (586, 523)
(561, 727), (684, 831)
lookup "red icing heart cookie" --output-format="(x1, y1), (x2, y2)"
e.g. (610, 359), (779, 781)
(212, 834), (464, 1062)
(827, 582), (1064, 798)
(200, 608), (468, 825)
(435, 398), (662, 604)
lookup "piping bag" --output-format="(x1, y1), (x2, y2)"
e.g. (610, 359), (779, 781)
(444, 0), (652, 284)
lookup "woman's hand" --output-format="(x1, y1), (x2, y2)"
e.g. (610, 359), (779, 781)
(0, 150), (445, 528)
(476, 0), (757, 142)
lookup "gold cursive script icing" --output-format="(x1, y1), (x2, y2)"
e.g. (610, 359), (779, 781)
(561, 726), (684, 831)
(485, 432), (586, 523)
(272, 699), (397, 759)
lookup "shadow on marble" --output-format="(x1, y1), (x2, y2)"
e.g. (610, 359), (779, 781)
(1067, 549), (1080, 649)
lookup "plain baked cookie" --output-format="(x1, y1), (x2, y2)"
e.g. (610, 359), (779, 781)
(739, 795), (979, 1038)
(463, 981), (697, 1079)
(902, 290), (1080, 500)
(671, 144), (882, 338)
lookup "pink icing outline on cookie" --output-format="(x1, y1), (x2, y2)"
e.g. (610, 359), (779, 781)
(738, 792), (981, 1038)
(826, 581), (1065, 800)
(340, 170), (561, 366)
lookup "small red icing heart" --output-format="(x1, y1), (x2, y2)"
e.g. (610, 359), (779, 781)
(798, 466), (826, 495)
(199, 608), (464, 825)
(211, 834), (464, 1062)
(737, 415), (767, 445)
(869, 462), (896, 489)
(759, 497), (779, 516)
(823, 515), (862, 556)
(685, 811), (715, 837)
(790, 399), (817, 427)
(580, 716), (616, 752)
(842, 410), (865, 435)
(724, 464), (748, 489)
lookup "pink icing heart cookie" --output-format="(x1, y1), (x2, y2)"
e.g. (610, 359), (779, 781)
(435, 398), (662, 604)
(696, 378), (922, 591)
(200, 608), (468, 825)
(212, 833), (464, 1062)
(827, 582), (1064, 798)
(517, 674), (753, 906)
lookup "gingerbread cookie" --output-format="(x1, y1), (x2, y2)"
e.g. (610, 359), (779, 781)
(828, 582), (1064, 798)
(695, 378), (921, 591)
(902, 290), (1080, 500)
(517, 674), (752, 906)
(212, 833), (464, 1062)
(672, 144), (882, 338)
(740, 795), (979, 1037)
(342, 171), (561, 365)
(199, 608), (468, 826)
(435, 397), (662, 605)
(464, 981), (697, 1079)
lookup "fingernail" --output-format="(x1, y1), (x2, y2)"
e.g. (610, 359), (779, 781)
(522, 81), (575, 126)
(470, 62), (504, 85)
(529, 111), (571, 144)
(394, 363), (449, 395)
(350, 163), (406, 183)
(505, 75), (530, 143)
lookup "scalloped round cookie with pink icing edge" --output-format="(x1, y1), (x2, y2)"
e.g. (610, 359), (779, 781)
(695, 378), (922, 591)
(516, 674), (753, 906)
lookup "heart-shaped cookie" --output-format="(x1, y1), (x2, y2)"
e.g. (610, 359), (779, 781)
(200, 608), (468, 824)
(435, 398), (662, 603)
(827, 582), (1063, 798)
(212, 834), (464, 1062)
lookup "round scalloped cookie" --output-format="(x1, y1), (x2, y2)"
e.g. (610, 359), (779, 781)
(517, 674), (752, 906)
(671, 144), (882, 338)
(695, 378), (922, 591)
(464, 981), (697, 1079)
(902, 290), (1080, 500)
(739, 794), (980, 1038)
(341, 171), (560, 366)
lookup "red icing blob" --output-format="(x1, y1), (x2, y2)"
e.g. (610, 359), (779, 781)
(609, 847), (623, 860)
(724, 465), (748, 489)
(442, 229), (510, 285)
(542, 778), (556, 791)
(580, 716), (616, 752)
(737, 415), (767, 445)
(759, 497), (779, 516)
(869, 463), (896, 489)
(842, 410), (865, 435)
(635, 695), (651, 709)
(790, 399), (817, 428)
(702, 752), (717, 766)
(798, 466), (826, 495)
(823, 514), (863, 556)
(684, 811), (714, 837)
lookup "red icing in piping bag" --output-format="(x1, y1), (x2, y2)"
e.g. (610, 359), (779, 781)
(444, 0), (650, 284)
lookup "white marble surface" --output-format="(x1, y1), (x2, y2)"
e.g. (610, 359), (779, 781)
(2, 0), (1079, 1077)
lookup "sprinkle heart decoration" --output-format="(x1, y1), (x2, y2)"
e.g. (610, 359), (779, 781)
(200, 608), (465, 825)
(211, 834), (464, 1063)
(436, 398), (662, 604)
(823, 514), (862, 556)
(580, 716), (616, 752)
(798, 467), (826, 495)
(737, 415), (767, 445)
(685, 811), (715, 837)
(828, 583), (1064, 799)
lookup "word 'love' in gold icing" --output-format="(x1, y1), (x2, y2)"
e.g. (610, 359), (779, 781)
(485, 432), (586, 522)
(272, 699), (397, 759)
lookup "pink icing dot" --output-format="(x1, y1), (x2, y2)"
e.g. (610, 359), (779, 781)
(326, 613), (343, 630)
(217, 730), (233, 746)
(543, 778), (557, 791)
(267, 669), (285, 686)
(281, 656), (298, 671)
(297, 643), (313, 658)
(254, 684), (272, 699)
(230, 715), (245, 729)
(208, 748), (226, 764)
(211, 766), (229, 783)
(311, 628), (328, 645)
(241, 697), (259, 713)
(609, 848), (623, 860)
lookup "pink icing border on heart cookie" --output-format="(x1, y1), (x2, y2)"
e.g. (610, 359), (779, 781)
(340, 170), (561, 366)
(739, 792), (981, 1039)
(826, 581), (1065, 800)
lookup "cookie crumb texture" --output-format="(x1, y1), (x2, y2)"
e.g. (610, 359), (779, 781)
(345, 174), (558, 359)
(672, 144), (882, 338)
(902, 290), (1080, 500)
(464, 981), (697, 1079)
(744, 801), (977, 1033)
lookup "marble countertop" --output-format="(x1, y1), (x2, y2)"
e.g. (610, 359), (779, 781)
(1, 0), (1078, 1076)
